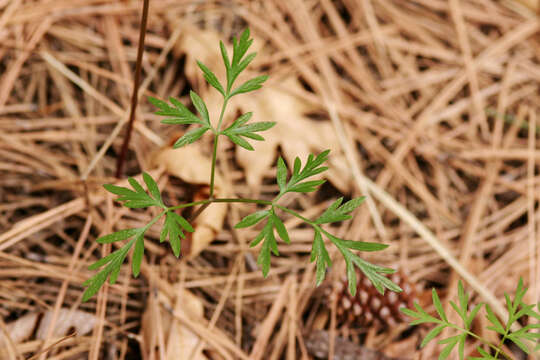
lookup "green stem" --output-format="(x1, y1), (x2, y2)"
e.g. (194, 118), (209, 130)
(274, 204), (314, 224)
(319, 227), (337, 240)
(209, 96), (230, 199)
(167, 199), (209, 211)
(144, 211), (166, 229)
(446, 323), (512, 359)
(209, 134), (219, 199)
(167, 197), (272, 212)
(273, 191), (286, 203)
(213, 198), (272, 205)
(494, 327), (512, 359)
(216, 96), (229, 132)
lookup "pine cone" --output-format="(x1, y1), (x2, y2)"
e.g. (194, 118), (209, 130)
(305, 330), (409, 360)
(332, 270), (416, 327)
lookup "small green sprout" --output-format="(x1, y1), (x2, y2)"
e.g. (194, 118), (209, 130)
(83, 28), (399, 302)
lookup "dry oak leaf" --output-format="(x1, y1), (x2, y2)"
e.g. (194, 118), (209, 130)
(0, 308), (95, 344)
(153, 143), (227, 259)
(382, 336), (420, 360)
(141, 287), (207, 360)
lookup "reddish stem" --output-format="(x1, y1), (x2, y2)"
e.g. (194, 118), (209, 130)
(115, 0), (150, 178)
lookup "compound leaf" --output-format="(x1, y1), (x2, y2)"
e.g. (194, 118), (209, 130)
(329, 233), (401, 295)
(225, 112), (253, 131)
(220, 41), (230, 69)
(485, 304), (505, 334)
(128, 177), (145, 193)
(457, 281), (468, 320)
(189, 91), (210, 126)
(222, 117), (275, 151)
(97, 228), (140, 244)
(249, 228), (266, 248)
(466, 303), (483, 329)
(458, 333), (467, 360)
(279, 151), (329, 195)
(255, 219), (278, 277)
(235, 210), (270, 229)
(103, 177), (162, 209)
(103, 184), (134, 197)
(421, 324), (446, 348)
(226, 133), (253, 150)
(339, 240), (388, 252)
(286, 179), (326, 193)
(230, 75), (269, 97)
(161, 211), (193, 257)
(271, 213), (290, 244)
(82, 238), (136, 302)
(433, 288), (448, 323)
(142, 172), (164, 207)
(439, 335), (460, 360)
(227, 121), (275, 135)
(132, 233), (144, 277)
(310, 230), (331, 286)
(232, 28), (252, 66)
(315, 197), (365, 224)
(234, 52), (256, 78)
(149, 96), (203, 125)
(169, 211), (194, 233)
(197, 61), (225, 96)
(276, 157), (287, 192)
(472, 347), (497, 359)
(173, 126), (210, 148)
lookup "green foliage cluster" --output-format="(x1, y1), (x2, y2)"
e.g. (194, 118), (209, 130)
(401, 279), (540, 359)
(83, 29), (400, 302)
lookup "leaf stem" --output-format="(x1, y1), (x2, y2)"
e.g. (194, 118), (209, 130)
(209, 96), (230, 198)
(167, 197), (272, 212)
(444, 322), (513, 359)
(216, 96), (230, 132)
(493, 327), (511, 359)
(273, 204), (314, 224)
(318, 227), (338, 240)
(144, 210), (166, 230)
(209, 134), (219, 199)
(273, 205), (332, 238)
(273, 191), (286, 203)
(213, 198), (272, 205)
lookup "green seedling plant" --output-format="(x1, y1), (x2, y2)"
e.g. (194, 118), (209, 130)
(401, 278), (540, 359)
(82, 28), (402, 302)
